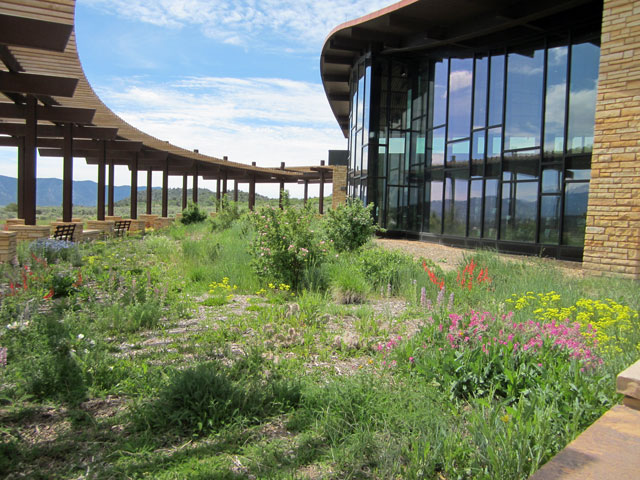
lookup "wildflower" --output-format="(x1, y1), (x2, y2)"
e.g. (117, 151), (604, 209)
(420, 287), (427, 307)
(447, 292), (454, 311)
(436, 287), (445, 307)
(409, 356), (415, 363)
(0, 347), (6, 367)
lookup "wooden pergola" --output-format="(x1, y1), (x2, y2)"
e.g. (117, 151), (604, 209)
(0, 0), (333, 225)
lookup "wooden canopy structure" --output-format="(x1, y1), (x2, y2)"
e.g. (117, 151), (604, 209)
(0, 0), (333, 224)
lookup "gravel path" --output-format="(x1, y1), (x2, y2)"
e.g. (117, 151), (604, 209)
(374, 237), (585, 276)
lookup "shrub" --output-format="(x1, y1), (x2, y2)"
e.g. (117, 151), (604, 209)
(328, 260), (370, 304)
(248, 204), (327, 290)
(28, 238), (81, 265)
(180, 201), (208, 225)
(212, 194), (241, 231)
(324, 198), (378, 252)
(355, 246), (423, 294)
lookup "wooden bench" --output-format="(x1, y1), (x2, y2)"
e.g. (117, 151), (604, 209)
(51, 223), (76, 242)
(114, 220), (131, 237)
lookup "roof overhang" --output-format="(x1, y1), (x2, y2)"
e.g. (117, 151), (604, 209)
(320, 0), (604, 137)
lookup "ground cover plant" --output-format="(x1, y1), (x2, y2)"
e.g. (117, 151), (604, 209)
(0, 201), (638, 479)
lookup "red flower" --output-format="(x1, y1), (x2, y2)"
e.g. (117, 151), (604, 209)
(43, 288), (54, 300)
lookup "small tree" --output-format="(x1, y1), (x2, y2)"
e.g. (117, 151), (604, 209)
(180, 201), (207, 225)
(324, 198), (377, 252)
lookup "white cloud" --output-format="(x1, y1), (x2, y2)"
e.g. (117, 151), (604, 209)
(78, 0), (391, 51)
(449, 70), (472, 92)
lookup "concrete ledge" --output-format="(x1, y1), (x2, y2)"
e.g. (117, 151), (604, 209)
(153, 217), (174, 229)
(139, 214), (159, 228)
(86, 220), (115, 236)
(127, 219), (146, 233)
(81, 229), (103, 242)
(6, 225), (51, 243)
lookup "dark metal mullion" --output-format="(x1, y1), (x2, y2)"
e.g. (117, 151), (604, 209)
(383, 59), (391, 228)
(481, 53), (492, 239)
(497, 49), (508, 241)
(440, 58), (451, 236)
(466, 56), (477, 238)
(537, 41), (549, 245)
(559, 34), (573, 246)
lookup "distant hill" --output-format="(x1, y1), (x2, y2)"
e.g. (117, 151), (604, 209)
(0, 175), (269, 207)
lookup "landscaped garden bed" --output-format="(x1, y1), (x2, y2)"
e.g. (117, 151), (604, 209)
(1, 199), (638, 479)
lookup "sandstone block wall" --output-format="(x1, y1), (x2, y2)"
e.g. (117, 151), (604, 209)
(584, 0), (640, 279)
(332, 166), (348, 209)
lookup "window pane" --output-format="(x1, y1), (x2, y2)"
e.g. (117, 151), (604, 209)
(390, 92), (409, 129)
(362, 145), (369, 176)
(486, 127), (502, 176)
(563, 182), (589, 246)
(544, 46), (568, 156)
(408, 186), (421, 231)
(503, 149), (539, 181)
(413, 67), (428, 119)
(568, 42), (599, 154)
(429, 127), (445, 167)
(469, 179), (483, 237)
(432, 59), (448, 128)
(489, 55), (504, 126)
(446, 140), (470, 168)
(429, 173), (443, 233)
(542, 166), (562, 193)
(501, 181), (538, 242)
(411, 133), (426, 167)
(357, 66), (365, 127)
(473, 56), (488, 129)
(472, 130), (486, 175)
(540, 195), (560, 244)
(387, 186), (399, 230)
(443, 171), (468, 236)
(483, 179), (498, 239)
(363, 65), (371, 142)
(378, 145), (387, 179)
(448, 58), (473, 141)
(505, 49), (544, 150)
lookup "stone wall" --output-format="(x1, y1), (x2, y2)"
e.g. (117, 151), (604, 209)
(332, 166), (348, 209)
(584, 0), (640, 279)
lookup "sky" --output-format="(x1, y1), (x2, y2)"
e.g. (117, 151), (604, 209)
(0, 0), (391, 198)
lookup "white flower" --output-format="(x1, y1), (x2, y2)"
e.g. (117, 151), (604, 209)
(77, 333), (85, 340)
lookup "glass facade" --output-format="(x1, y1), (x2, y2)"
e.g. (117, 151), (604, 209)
(347, 35), (600, 259)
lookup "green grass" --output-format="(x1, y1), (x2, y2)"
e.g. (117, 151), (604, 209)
(1, 215), (638, 479)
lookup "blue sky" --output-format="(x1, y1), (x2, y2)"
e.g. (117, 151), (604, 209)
(1, 0), (390, 198)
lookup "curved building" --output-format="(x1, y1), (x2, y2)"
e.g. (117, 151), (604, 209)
(321, 0), (640, 278)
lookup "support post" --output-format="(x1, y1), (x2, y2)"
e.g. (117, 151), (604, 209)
(17, 136), (24, 219)
(303, 180), (309, 205)
(223, 172), (228, 195)
(249, 161), (256, 211)
(146, 168), (152, 214)
(216, 178), (221, 201)
(107, 160), (114, 216)
(97, 141), (106, 221)
(24, 96), (37, 225)
(182, 175), (188, 210)
(233, 180), (238, 202)
(193, 168), (198, 203)
(130, 153), (138, 219)
(62, 124), (73, 222)
(319, 160), (325, 215)
(279, 161), (285, 209)
(162, 159), (168, 218)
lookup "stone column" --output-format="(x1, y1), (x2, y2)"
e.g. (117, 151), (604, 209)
(583, 0), (640, 279)
(332, 166), (348, 209)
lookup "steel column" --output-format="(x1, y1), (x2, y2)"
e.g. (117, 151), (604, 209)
(130, 153), (138, 219)
(107, 160), (114, 216)
(249, 161), (256, 211)
(193, 169), (198, 203)
(182, 175), (188, 210)
(162, 159), (168, 218)
(146, 168), (152, 214)
(319, 161), (325, 215)
(304, 180), (309, 205)
(279, 162), (285, 209)
(233, 180), (238, 202)
(97, 141), (106, 220)
(17, 136), (24, 219)
(23, 96), (37, 225)
(62, 123), (73, 222)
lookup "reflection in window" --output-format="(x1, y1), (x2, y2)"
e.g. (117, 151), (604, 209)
(568, 43), (599, 154)
(448, 58), (473, 141)
(473, 56), (488, 129)
(489, 55), (504, 126)
(486, 127), (502, 177)
(443, 172), (468, 236)
(446, 140), (470, 168)
(542, 166), (562, 193)
(563, 182), (589, 246)
(469, 179), (483, 237)
(432, 59), (448, 128)
(544, 46), (568, 156)
(505, 49), (544, 150)
(540, 195), (560, 244)
(363, 65), (371, 141)
(501, 181), (538, 242)
(483, 179), (498, 239)
(430, 127), (445, 167)
(429, 176), (443, 233)
(387, 186), (399, 230)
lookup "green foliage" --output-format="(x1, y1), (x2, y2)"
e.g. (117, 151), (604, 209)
(180, 201), (208, 225)
(212, 194), (241, 231)
(324, 198), (378, 252)
(354, 245), (426, 295)
(134, 356), (300, 436)
(328, 258), (370, 304)
(248, 204), (327, 290)
(28, 238), (82, 265)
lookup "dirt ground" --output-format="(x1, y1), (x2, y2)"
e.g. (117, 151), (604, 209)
(374, 237), (585, 276)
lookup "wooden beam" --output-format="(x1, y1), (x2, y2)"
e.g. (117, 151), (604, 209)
(323, 55), (354, 65)
(39, 148), (134, 160)
(0, 123), (118, 139)
(0, 71), (78, 97)
(36, 138), (142, 151)
(0, 102), (95, 124)
(327, 93), (350, 102)
(130, 154), (138, 219)
(0, 45), (23, 72)
(0, 14), (73, 52)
